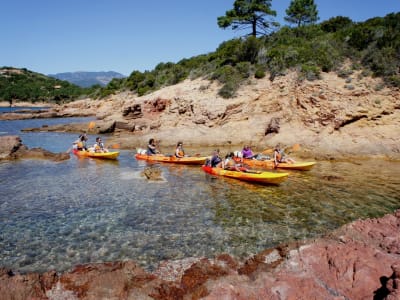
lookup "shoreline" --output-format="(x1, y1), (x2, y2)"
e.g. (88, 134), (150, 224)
(0, 101), (56, 108)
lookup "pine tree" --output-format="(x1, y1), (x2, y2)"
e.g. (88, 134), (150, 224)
(285, 0), (319, 27)
(218, 0), (279, 37)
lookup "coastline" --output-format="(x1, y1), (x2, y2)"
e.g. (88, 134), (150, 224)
(2, 71), (398, 160)
(0, 101), (56, 108)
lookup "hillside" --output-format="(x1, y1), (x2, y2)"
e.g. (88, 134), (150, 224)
(56, 68), (400, 160)
(48, 71), (126, 87)
(0, 67), (89, 104)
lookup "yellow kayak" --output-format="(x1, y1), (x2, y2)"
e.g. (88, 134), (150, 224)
(135, 153), (207, 165)
(235, 157), (316, 171)
(202, 166), (288, 185)
(73, 149), (119, 160)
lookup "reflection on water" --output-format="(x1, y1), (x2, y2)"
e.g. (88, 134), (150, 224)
(0, 119), (399, 273)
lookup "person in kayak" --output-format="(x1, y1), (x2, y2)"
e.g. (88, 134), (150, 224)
(274, 144), (295, 167)
(94, 137), (108, 153)
(223, 152), (242, 171)
(210, 149), (223, 167)
(241, 145), (256, 159)
(175, 141), (185, 158)
(147, 138), (160, 155)
(74, 133), (88, 151)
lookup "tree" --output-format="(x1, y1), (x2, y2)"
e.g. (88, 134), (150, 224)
(217, 0), (278, 37)
(285, 0), (319, 27)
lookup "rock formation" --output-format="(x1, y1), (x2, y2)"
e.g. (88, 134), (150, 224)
(0, 136), (70, 161)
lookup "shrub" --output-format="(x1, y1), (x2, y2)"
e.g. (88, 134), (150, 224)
(218, 80), (239, 98)
(300, 64), (321, 81)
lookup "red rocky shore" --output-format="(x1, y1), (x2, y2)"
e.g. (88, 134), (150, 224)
(1, 210), (399, 300)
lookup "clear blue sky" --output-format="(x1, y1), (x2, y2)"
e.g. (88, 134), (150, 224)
(2, 0), (399, 76)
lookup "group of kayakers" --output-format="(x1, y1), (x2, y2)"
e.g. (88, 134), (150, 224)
(146, 138), (186, 158)
(145, 137), (295, 169)
(72, 134), (108, 153)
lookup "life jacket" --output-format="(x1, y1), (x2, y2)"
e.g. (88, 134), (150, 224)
(77, 141), (83, 148)
(176, 149), (184, 157)
(275, 150), (282, 162)
(211, 155), (222, 167)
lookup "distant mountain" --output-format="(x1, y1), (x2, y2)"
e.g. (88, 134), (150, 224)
(48, 71), (126, 87)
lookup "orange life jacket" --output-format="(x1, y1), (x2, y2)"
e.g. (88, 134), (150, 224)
(275, 150), (282, 161)
(176, 148), (184, 157)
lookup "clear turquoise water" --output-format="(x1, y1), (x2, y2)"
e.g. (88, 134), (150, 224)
(0, 118), (399, 273)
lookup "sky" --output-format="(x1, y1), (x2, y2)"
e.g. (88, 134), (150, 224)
(1, 0), (399, 76)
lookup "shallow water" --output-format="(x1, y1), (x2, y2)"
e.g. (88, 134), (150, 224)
(0, 118), (399, 273)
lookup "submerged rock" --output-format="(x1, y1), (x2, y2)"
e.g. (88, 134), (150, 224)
(141, 166), (163, 181)
(1, 210), (399, 299)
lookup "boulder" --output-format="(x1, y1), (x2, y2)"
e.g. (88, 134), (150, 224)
(0, 136), (25, 159)
(0, 136), (70, 161)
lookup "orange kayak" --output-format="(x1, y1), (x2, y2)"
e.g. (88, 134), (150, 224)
(234, 157), (316, 171)
(73, 149), (119, 160)
(135, 153), (207, 165)
(201, 166), (288, 185)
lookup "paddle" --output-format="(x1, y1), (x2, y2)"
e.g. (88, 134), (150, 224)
(88, 121), (96, 131)
(109, 143), (120, 149)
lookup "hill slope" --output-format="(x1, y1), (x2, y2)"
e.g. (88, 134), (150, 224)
(59, 69), (400, 159)
(49, 71), (126, 87)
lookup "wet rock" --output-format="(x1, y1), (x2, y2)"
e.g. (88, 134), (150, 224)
(0, 135), (70, 161)
(12, 147), (70, 161)
(0, 136), (24, 159)
(141, 166), (163, 181)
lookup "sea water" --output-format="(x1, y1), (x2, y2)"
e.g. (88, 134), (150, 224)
(0, 118), (399, 273)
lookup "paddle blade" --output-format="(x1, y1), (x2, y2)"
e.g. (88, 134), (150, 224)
(88, 121), (95, 130)
(110, 144), (120, 149)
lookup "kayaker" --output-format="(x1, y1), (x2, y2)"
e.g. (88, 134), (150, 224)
(75, 133), (88, 151)
(94, 137), (108, 153)
(274, 144), (295, 167)
(210, 149), (223, 167)
(241, 145), (256, 159)
(147, 138), (160, 155)
(223, 152), (242, 171)
(175, 141), (185, 158)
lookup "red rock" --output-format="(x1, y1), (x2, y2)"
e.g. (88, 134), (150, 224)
(1, 210), (400, 299)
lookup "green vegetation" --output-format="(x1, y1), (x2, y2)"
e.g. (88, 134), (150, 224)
(0, 68), (92, 104)
(96, 12), (399, 99)
(285, 0), (319, 27)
